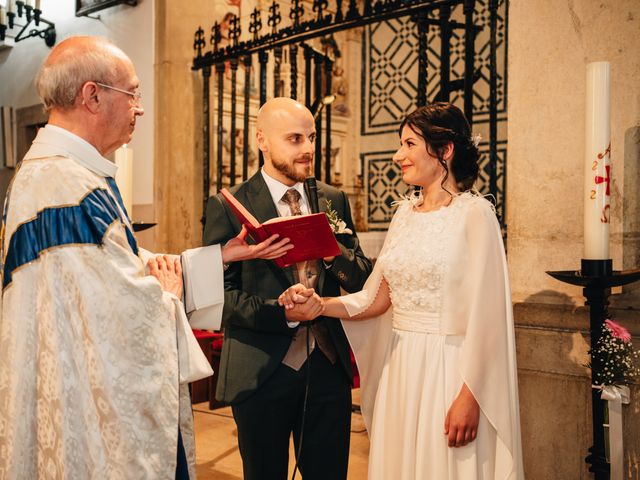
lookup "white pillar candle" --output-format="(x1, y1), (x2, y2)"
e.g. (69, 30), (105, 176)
(7, 0), (14, 13)
(0, 6), (6, 25)
(583, 62), (611, 260)
(114, 145), (134, 218)
(35, 0), (40, 10)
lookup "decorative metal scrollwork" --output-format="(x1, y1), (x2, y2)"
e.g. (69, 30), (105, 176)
(192, 0), (486, 68)
(249, 8), (262, 41)
(290, 0), (304, 27)
(312, 0), (329, 22)
(267, 1), (282, 34)
(229, 14), (241, 47)
(210, 22), (221, 53)
(191, 0), (506, 232)
(193, 26), (205, 59)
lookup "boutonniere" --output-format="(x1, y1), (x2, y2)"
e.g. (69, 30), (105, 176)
(325, 199), (353, 235)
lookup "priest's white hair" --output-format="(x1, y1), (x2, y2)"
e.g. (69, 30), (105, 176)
(35, 36), (123, 112)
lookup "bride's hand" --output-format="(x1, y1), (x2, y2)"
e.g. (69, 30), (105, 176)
(444, 383), (480, 448)
(278, 284), (315, 310)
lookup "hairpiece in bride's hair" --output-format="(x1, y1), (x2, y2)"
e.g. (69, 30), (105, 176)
(471, 133), (482, 147)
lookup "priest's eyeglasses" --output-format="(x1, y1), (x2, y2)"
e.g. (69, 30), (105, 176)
(95, 82), (142, 105)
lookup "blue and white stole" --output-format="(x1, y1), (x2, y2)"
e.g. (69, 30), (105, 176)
(1, 170), (138, 289)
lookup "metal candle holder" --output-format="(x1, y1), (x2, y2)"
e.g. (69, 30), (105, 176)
(547, 259), (640, 480)
(0, 1), (56, 47)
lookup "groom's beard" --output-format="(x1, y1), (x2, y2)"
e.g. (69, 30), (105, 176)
(272, 153), (313, 183)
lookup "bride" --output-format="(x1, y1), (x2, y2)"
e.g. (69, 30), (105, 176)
(280, 103), (524, 479)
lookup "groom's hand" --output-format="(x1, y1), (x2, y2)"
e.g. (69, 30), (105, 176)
(278, 283), (315, 310)
(222, 226), (293, 263)
(284, 293), (324, 322)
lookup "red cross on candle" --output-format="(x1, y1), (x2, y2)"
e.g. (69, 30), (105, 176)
(594, 165), (611, 196)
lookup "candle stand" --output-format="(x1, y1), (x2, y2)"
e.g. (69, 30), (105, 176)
(131, 222), (156, 232)
(547, 260), (640, 480)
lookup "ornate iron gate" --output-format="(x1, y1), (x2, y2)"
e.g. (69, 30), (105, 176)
(191, 0), (506, 229)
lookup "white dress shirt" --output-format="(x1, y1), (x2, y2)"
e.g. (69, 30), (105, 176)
(260, 168), (311, 217)
(260, 168), (313, 328)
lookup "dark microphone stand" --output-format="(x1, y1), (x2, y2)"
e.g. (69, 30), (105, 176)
(290, 177), (320, 480)
(304, 176), (319, 214)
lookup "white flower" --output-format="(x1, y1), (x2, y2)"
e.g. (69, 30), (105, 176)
(333, 220), (352, 235)
(325, 200), (353, 235)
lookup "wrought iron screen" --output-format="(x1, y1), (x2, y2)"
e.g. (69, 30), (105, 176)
(191, 0), (506, 231)
(361, 0), (508, 229)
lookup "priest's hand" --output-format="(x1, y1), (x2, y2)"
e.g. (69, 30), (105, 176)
(278, 283), (315, 310)
(222, 226), (293, 263)
(148, 255), (183, 299)
(284, 292), (324, 322)
(444, 383), (480, 448)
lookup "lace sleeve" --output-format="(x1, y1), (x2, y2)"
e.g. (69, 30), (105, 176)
(337, 201), (408, 317)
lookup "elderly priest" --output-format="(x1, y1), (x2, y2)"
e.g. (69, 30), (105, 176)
(0, 36), (290, 480)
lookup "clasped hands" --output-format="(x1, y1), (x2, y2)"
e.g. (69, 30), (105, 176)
(279, 284), (324, 322)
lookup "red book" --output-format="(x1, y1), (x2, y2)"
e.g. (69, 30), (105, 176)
(220, 188), (341, 268)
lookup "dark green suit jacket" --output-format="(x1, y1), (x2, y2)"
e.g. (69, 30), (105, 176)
(203, 172), (372, 404)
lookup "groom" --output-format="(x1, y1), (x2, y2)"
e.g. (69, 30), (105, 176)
(203, 97), (372, 479)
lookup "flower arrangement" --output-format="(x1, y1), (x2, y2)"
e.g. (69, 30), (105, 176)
(325, 200), (352, 235)
(589, 318), (640, 386)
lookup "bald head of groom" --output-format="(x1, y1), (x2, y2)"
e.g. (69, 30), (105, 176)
(256, 97), (316, 187)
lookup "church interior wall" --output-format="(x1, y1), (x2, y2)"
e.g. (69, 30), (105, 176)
(0, 0), (155, 225)
(508, 1), (640, 477)
(1, 0), (639, 477)
(508, 0), (640, 306)
(153, 1), (367, 254)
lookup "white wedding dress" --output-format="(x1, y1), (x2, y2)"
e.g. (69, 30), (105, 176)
(340, 193), (524, 480)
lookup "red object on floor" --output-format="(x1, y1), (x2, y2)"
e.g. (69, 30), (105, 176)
(192, 329), (220, 340)
(190, 330), (223, 404)
(193, 329), (223, 351)
(350, 348), (360, 389)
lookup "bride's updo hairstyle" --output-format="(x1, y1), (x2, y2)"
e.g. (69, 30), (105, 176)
(400, 102), (480, 192)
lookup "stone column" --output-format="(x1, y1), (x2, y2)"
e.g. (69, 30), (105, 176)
(154, 0), (209, 253)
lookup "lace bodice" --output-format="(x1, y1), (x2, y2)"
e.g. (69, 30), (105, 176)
(377, 200), (457, 315)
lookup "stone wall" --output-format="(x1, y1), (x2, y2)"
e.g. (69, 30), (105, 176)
(508, 0), (640, 306)
(154, 0), (209, 253)
(515, 304), (639, 479)
(508, 1), (640, 478)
